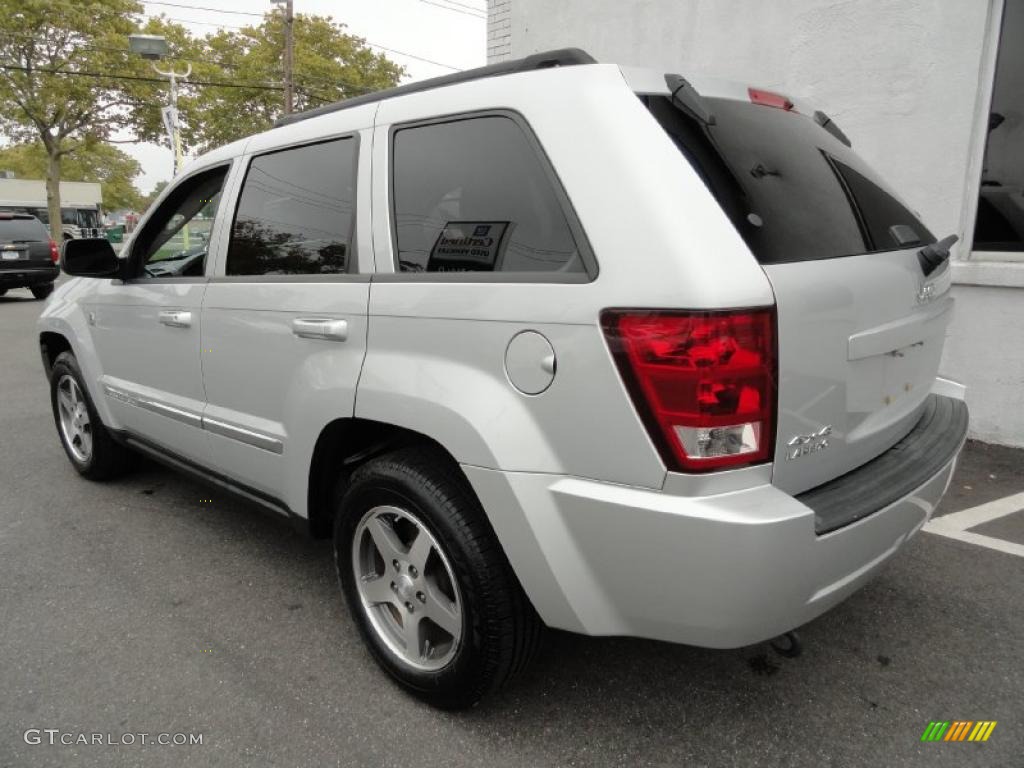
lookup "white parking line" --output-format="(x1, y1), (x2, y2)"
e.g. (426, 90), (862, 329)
(923, 491), (1024, 558)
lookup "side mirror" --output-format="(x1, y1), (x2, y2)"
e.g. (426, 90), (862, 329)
(62, 238), (123, 278)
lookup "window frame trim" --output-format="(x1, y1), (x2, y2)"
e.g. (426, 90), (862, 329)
(958, 0), (1024, 267)
(385, 108), (599, 283)
(225, 133), (362, 279)
(124, 161), (234, 284)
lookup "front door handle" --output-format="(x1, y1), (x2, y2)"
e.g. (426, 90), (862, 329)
(292, 317), (348, 342)
(158, 310), (192, 328)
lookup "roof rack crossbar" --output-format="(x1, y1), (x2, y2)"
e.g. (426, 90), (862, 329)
(274, 48), (596, 128)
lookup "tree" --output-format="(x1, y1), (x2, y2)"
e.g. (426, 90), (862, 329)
(0, 0), (150, 239)
(0, 141), (144, 210)
(183, 13), (405, 152)
(141, 180), (169, 212)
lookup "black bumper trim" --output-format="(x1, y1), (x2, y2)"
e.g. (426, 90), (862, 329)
(798, 394), (969, 535)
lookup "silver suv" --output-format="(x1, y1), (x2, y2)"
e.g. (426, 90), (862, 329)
(39, 50), (968, 708)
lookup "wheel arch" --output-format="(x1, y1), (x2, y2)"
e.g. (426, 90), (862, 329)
(39, 330), (73, 376)
(305, 417), (465, 539)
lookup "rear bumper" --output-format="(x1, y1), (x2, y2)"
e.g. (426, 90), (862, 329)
(0, 266), (58, 287)
(465, 389), (967, 648)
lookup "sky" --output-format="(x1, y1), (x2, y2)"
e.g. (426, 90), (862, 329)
(126, 0), (487, 194)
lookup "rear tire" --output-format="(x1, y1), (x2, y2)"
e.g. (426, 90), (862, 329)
(50, 351), (133, 480)
(30, 283), (54, 300)
(334, 445), (542, 709)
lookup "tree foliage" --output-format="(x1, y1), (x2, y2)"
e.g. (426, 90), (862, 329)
(0, 2), (405, 233)
(0, 0), (153, 235)
(180, 13), (404, 152)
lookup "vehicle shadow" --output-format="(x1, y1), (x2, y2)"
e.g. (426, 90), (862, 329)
(105, 458), (1000, 765)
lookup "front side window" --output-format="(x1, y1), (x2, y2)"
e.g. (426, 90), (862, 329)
(226, 138), (357, 276)
(391, 115), (586, 275)
(134, 166), (228, 278)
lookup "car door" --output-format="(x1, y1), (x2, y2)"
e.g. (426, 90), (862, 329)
(85, 162), (234, 464)
(199, 125), (372, 507)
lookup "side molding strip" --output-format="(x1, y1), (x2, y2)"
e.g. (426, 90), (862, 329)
(202, 416), (284, 455)
(104, 384), (284, 454)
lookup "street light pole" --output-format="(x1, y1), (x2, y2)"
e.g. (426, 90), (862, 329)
(151, 61), (192, 177)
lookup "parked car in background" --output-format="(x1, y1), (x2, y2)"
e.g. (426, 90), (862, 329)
(0, 213), (59, 299)
(38, 49), (968, 709)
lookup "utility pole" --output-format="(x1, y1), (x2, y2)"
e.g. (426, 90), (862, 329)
(273, 0), (295, 114)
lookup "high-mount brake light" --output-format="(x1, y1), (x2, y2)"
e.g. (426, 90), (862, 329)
(748, 87), (795, 112)
(602, 309), (777, 472)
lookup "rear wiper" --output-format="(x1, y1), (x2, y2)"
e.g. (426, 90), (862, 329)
(813, 110), (852, 147)
(918, 234), (958, 276)
(664, 74), (715, 126)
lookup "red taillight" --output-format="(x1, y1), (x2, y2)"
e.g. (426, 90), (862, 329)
(602, 308), (777, 472)
(49, 239), (59, 263)
(748, 87), (795, 111)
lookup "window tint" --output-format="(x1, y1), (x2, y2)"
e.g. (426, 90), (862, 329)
(134, 166), (227, 278)
(227, 138), (356, 276)
(0, 217), (48, 242)
(644, 95), (934, 263)
(391, 116), (585, 274)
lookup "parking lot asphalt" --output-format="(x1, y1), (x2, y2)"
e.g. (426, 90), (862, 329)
(1, 285), (1022, 768)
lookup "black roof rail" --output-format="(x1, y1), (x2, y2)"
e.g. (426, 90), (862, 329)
(274, 47), (596, 128)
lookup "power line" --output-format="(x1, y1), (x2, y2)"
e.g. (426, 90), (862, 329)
(142, 1), (264, 16)
(361, 41), (460, 71)
(419, 0), (485, 19)
(1, 62), (377, 102)
(434, 0), (486, 13)
(161, 16), (248, 29)
(0, 63), (285, 91)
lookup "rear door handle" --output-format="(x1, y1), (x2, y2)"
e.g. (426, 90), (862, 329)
(292, 317), (348, 342)
(158, 310), (192, 328)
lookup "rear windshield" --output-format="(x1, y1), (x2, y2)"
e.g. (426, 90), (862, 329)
(643, 94), (935, 263)
(0, 217), (48, 243)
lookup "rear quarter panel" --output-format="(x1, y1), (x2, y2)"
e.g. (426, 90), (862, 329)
(358, 64), (776, 487)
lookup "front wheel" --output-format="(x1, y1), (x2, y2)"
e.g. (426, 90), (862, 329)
(50, 352), (132, 480)
(334, 446), (542, 709)
(30, 283), (54, 300)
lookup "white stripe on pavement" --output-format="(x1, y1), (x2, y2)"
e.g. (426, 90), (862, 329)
(923, 491), (1024, 558)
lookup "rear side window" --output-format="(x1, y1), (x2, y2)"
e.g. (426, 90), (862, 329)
(0, 217), (48, 242)
(643, 95), (935, 263)
(391, 115), (588, 276)
(227, 137), (357, 276)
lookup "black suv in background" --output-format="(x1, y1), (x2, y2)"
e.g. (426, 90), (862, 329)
(0, 213), (59, 300)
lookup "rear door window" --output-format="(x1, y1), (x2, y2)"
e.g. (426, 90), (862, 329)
(227, 137), (357, 276)
(390, 114), (591, 277)
(643, 94), (935, 263)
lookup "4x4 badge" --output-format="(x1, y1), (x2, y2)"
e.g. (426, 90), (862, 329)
(786, 426), (833, 460)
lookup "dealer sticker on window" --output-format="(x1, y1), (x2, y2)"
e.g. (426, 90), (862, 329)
(428, 221), (509, 272)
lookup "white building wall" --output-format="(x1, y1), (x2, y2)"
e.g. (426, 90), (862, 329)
(489, 0), (1024, 447)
